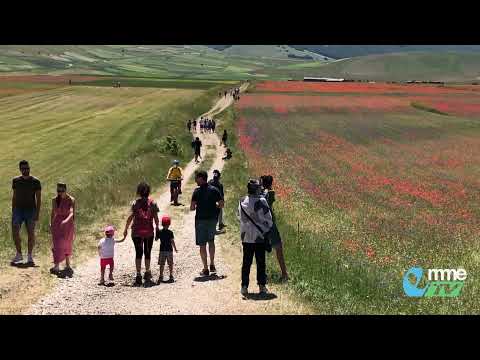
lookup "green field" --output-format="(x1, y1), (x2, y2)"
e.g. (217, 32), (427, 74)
(0, 80), (227, 262)
(0, 45), (319, 80)
(224, 82), (480, 314)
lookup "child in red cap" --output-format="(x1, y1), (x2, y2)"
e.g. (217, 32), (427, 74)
(97, 225), (125, 285)
(155, 215), (177, 284)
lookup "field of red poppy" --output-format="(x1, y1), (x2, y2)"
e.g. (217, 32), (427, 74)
(234, 81), (480, 314)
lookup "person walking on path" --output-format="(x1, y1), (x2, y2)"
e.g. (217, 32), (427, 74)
(192, 119), (197, 133)
(167, 160), (183, 205)
(212, 119), (216, 133)
(156, 215), (177, 284)
(123, 182), (160, 286)
(208, 170), (226, 231)
(190, 170), (224, 276)
(192, 137), (202, 163)
(187, 119), (192, 133)
(260, 175), (289, 281)
(238, 179), (273, 297)
(49, 183), (75, 277)
(97, 225), (125, 285)
(221, 130), (228, 147)
(11, 160), (42, 267)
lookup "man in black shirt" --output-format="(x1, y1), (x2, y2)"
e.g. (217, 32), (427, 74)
(11, 160), (42, 266)
(208, 169), (226, 231)
(192, 137), (202, 163)
(191, 170), (224, 276)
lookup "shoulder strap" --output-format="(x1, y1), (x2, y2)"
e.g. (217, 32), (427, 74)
(239, 200), (266, 235)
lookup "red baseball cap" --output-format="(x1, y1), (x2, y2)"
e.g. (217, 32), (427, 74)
(104, 225), (115, 235)
(161, 216), (171, 226)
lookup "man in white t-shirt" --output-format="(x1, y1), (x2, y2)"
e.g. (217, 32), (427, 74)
(98, 225), (125, 285)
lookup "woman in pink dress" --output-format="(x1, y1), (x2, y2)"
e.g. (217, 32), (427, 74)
(50, 183), (75, 277)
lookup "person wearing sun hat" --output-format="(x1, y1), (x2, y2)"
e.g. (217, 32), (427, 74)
(97, 225), (125, 286)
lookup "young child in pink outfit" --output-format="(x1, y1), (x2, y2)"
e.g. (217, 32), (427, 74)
(97, 225), (125, 285)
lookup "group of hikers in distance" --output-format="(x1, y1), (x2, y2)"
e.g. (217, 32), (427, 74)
(187, 117), (216, 134)
(219, 87), (241, 101)
(9, 86), (288, 297)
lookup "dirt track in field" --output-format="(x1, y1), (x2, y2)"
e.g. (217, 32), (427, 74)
(27, 83), (313, 315)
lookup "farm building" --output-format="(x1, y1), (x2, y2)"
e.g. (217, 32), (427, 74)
(304, 77), (345, 82)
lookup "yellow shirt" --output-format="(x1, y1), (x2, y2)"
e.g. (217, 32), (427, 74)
(167, 166), (183, 180)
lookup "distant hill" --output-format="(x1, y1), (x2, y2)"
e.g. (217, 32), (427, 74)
(279, 52), (480, 82)
(2, 45), (479, 82)
(219, 45), (331, 60)
(0, 45), (318, 80)
(208, 45), (480, 59)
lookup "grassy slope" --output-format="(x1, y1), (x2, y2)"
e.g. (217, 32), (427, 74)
(0, 82), (227, 262)
(281, 52), (480, 82)
(0, 45), (316, 80)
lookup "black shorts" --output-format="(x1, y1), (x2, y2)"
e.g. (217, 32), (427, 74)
(170, 180), (181, 191)
(132, 236), (154, 260)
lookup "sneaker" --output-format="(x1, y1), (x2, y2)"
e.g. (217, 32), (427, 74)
(50, 267), (60, 275)
(134, 274), (143, 286)
(259, 285), (268, 294)
(156, 276), (163, 285)
(218, 223), (226, 230)
(209, 265), (216, 273)
(199, 269), (209, 276)
(241, 286), (248, 296)
(64, 267), (74, 278)
(143, 271), (152, 281)
(26, 255), (35, 266)
(98, 280), (105, 286)
(10, 253), (23, 266)
(169, 275), (174, 283)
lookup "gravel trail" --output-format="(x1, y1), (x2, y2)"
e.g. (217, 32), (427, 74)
(28, 85), (313, 315)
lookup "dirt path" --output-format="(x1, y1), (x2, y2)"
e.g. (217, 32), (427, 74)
(27, 84), (313, 315)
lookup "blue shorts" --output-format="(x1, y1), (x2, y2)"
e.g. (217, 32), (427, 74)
(195, 219), (217, 246)
(12, 208), (36, 227)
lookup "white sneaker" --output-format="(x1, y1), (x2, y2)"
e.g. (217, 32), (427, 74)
(259, 285), (268, 294)
(10, 253), (23, 265)
(241, 286), (248, 296)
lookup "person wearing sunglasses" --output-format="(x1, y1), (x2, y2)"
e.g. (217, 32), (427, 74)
(49, 183), (75, 277)
(11, 160), (42, 266)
